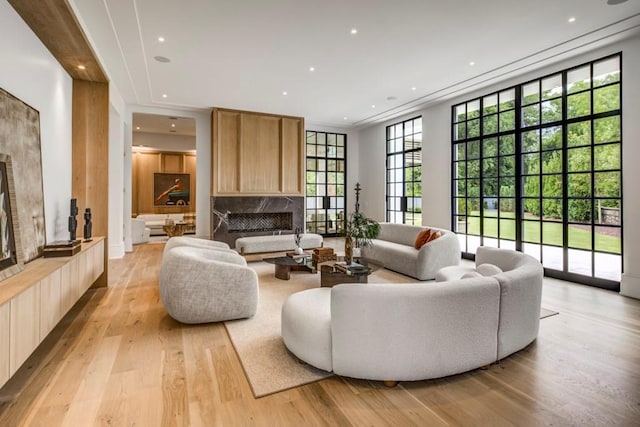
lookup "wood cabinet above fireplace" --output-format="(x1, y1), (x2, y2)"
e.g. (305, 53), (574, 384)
(211, 108), (304, 196)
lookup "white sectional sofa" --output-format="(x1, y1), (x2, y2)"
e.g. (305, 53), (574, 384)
(136, 213), (190, 236)
(281, 246), (543, 384)
(235, 233), (323, 255)
(360, 222), (461, 280)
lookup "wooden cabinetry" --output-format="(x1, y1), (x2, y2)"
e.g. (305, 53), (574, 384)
(0, 237), (104, 388)
(211, 108), (304, 196)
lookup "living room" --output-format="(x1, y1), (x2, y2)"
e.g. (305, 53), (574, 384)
(1, 0), (640, 425)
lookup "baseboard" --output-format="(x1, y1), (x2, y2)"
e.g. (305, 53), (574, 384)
(620, 273), (640, 300)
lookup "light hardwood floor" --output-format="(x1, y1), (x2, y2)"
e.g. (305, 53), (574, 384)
(1, 242), (639, 426)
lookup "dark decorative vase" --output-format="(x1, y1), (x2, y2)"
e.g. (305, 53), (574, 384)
(83, 208), (93, 241)
(344, 235), (354, 265)
(68, 198), (79, 242)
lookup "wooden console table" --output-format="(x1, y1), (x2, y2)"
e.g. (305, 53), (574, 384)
(0, 237), (105, 389)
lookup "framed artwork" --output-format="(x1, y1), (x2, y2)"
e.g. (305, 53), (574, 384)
(0, 87), (46, 262)
(0, 154), (24, 281)
(153, 173), (190, 206)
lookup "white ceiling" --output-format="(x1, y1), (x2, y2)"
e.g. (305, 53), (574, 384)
(69, 0), (640, 129)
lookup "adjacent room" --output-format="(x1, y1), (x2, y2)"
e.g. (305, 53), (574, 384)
(1, 0), (639, 425)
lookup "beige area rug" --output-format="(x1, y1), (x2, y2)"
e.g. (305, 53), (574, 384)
(225, 261), (558, 398)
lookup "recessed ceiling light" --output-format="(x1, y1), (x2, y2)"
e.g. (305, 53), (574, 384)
(469, 61), (476, 66)
(171, 123), (176, 128)
(282, 91), (288, 96)
(154, 56), (171, 63)
(607, 0), (627, 5)
(309, 66), (315, 72)
(343, 117), (348, 120)
(162, 94), (168, 98)
(371, 104), (376, 108)
(411, 87), (417, 91)
(135, 126), (140, 130)
(351, 28), (358, 35)
(77, 65), (86, 70)
(568, 17), (576, 23)
(158, 36), (165, 43)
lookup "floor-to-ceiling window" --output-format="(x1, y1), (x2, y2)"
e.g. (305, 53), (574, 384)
(305, 131), (346, 236)
(386, 117), (422, 225)
(452, 54), (622, 289)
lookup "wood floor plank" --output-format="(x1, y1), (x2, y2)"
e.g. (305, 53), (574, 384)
(1, 241), (639, 426)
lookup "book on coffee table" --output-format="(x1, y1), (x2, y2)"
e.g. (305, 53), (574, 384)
(286, 251), (310, 260)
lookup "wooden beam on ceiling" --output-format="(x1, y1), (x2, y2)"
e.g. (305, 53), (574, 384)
(8, 0), (108, 83)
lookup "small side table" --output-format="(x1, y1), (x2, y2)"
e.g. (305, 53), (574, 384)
(320, 263), (371, 287)
(163, 222), (189, 237)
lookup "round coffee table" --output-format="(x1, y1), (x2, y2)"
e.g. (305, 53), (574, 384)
(319, 257), (382, 287)
(263, 254), (317, 280)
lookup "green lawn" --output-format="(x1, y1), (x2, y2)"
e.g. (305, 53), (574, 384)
(462, 211), (621, 254)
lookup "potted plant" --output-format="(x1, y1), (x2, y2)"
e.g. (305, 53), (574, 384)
(344, 183), (380, 264)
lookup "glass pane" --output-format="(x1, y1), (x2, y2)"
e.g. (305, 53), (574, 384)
(596, 199), (620, 225)
(468, 140), (480, 158)
(567, 65), (591, 93)
(499, 110), (515, 132)
(414, 118), (422, 134)
(541, 126), (562, 149)
(522, 130), (540, 153)
(453, 122), (466, 141)
(337, 134), (345, 147)
(522, 153), (540, 174)
(404, 121), (413, 136)
(542, 150), (562, 174)
(499, 198), (515, 216)
(306, 158), (316, 171)
(500, 135), (515, 155)
(455, 143), (465, 161)
(454, 104), (466, 122)
(523, 176), (540, 196)
(542, 174), (562, 197)
(467, 99), (480, 119)
(500, 178), (515, 196)
(327, 133), (336, 145)
(569, 199), (592, 224)
(455, 199), (466, 216)
(306, 132), (317, 144)
(468, 235), (481, 253)
(568, 173), (591, 197)
(484, 216), (498, 238)
(594, 116), (620, 143)
(317, 144), (326, 157)
(522, 82), (539, 105)
(456, 162), (465, 179)
(467, 197), (481, 215)
(594, 172), (620, 198)
(568, 147), (591, 172)
(594, 85), (620, 114)
(483, 94), (498, 115)
(500, 219), (515, 239)
(484, 178), (498, 196)
(483, 138), (498, 157)
(500, 157), (515, 177)
(483, 159), (498, 177)
(522, 104), (540, 127)
(524, 242), (541, 261)
(317, 133), (326, 145)
(483, 237), (499, 248)
(456, 179), (466, 197)
(306, 144), (316, 156)
(541, 98), (562, 123)
(568, 248), (591, 276)
(468, 119), (480, 138)
(543, 198), (562, 220)
(500, 239), (516, 250)
(594, 144), (620, 170)
(595, 226), (621, 254)
(542, 245), (563, 270)
(567, 92), (591, 118)
(467, 160), (480, 178)
(483, 114), (498, 135)
(542, 74), (562, 100)
(593, 57), (620, 87)
(523, 220), (541, 243)
(568, 225), (592, 250)
(499, 89), (516, 110)
(568, 121), (591, 147)
(594, 252), (621, 281)
(523, 198), (540, 217)
(543, 221), (563, 246)
(455, 216), (467, 233)
(468, 179), (480, 197)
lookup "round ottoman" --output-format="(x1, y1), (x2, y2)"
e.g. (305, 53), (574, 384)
(281, 288), (333, 372)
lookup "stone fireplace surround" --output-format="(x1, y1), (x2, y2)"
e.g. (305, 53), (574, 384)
(211, 196), (304, 248)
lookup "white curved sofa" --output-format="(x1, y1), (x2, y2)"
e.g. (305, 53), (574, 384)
(360, 222), (460, 280)
(159, 245), (258, 324)
(281, 246), (543, 383)
(164, 236), (233, 253)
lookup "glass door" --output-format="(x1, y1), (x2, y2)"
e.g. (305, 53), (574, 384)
(305, 131), (346, 236)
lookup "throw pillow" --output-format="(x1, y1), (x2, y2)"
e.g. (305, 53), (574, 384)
(461, 271), (482, 279)
(414, 229), (432, 249)
(476, 263), (503, 276)
(426, 230), (442, 243)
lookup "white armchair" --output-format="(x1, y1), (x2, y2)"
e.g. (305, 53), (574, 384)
(131, 218), (150, 244)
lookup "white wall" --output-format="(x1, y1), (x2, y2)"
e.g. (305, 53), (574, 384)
(0, 1), (73, 243)
(356, 35), (640, 296)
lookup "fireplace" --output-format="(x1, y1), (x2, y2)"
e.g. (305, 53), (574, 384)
(211, 196), (304, 247)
